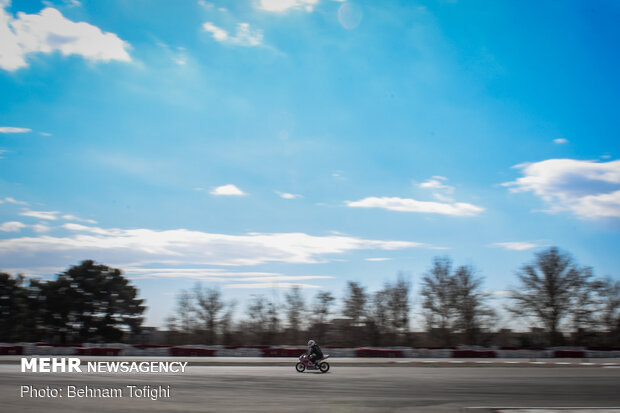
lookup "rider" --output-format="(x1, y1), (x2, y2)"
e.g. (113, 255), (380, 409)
(307, 339), (323, 366)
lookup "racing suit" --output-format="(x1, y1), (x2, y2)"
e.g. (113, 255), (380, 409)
(307, 343), (323, 366)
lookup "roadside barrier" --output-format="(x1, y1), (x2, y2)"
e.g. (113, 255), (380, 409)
(452, 350), (496, 358)
(261, 347), (306, 357)
(75, 347), (122, 356)
(169, 347), (216, 357)
(0, 345), (23, 355)
(356, 348), (404, 357)
(553, 349), (585, 358)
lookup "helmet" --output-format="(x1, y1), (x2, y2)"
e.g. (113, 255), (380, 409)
(308, 339), (315, 347)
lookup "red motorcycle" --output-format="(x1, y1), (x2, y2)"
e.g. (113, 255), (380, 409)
(295, 353), (330, 373)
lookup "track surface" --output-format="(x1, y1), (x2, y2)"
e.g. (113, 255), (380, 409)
(1, 364), (620, 412)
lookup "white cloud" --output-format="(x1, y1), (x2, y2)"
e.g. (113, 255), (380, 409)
(32, 223), (51, 233)
(0, 5), (131, 71)
(346, 197), (484, 216)
(224, 282), (319, 289)
(203, 22), (263, 46)
(123, 267), (332, 289)
(62, 214), (97, 224)
(490, 241), (539, 251)
(0, 221), (26, 232)
(203, 22), (228, 42)
(553, 138), (568, 144)
(0, 225), (431, 268)
(42, 0), (82, 7)
(232, 23), (263, 46)
(418, 176), (455, 202)
(256, 0), (318, 13)
(3, 197), (28, 205)
(19, 210), (60, 220)
(39, 132), (52, 136)
(210, 184), (246, 196)
(364, 257), (391, 262)
(0, 126), (31, 133)
(419, 176), (450, 190)
(197, 0), (214, 8)
(503, 158), (620, 219)
(62, 222), (108, 234)
(276, 191), (302, 199)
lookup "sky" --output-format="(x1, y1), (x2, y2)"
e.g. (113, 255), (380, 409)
(1, 0), (619, 328)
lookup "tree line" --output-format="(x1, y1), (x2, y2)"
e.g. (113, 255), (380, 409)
(166, 247), (620, 347)
(1, 248), (619, 347)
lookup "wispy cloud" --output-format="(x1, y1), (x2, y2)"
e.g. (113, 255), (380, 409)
(224, 282), (320, 289)
(203, 22), (228, 42)
(124, 266), (332, 289)
(490, 241), (539, 251)
(0, 224), (433, 268)
(0, 5), (131, 71)
(62, 214), (97, 224)
(418, 176), (455, 202)
(42, 0), (82, 8)
(364, 257), (392, 262)
(203, 22), (263, 46)
(503, 158), (620, 219)
(0, 221), (26, 232)
(31, 223), (51, 233)
(346, 196), (484, 216)
(553, 138), (568, 144)
(19, 210), (60, 220)
(210, 184), (246, 196)
(276, 191), (302, 199)
(2, 197), (28, 205)
(256, 0), (319, 13)
(0, 127), (31, 133)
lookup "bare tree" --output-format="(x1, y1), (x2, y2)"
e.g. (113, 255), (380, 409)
(368, 275), (411, 346)
(343, 281), (368, 345)
(171, 289), (196, 343)
(285, 286), (305, 340)
(569, 267), (601, 345)
(595, 277), (620, 344)
(220, 300), (237, 345)
(508, 247), (589, 346)
(386, 275), (411, 338)
(367, 289), (390, 346)
(247, 295), (280, 344)
(311, 291), (335, 342)
(193, 284), (224, 344)
(421, 257), (456, 345)
(451, 266), (496, 345)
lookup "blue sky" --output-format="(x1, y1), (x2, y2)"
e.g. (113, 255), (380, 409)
(1, 0), (619, 328)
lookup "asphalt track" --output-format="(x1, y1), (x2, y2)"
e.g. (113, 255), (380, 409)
(1, 361), (620, 412)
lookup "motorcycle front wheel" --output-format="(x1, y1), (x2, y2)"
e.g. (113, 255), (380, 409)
(295, 362), (306, 372)
(319, 362), (330, 373)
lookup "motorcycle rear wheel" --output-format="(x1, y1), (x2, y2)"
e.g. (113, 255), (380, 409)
(295, 362), (306, 372)
(319, 362), (330, 373)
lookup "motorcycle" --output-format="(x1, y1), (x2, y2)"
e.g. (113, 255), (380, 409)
(296, 353), (330, 373)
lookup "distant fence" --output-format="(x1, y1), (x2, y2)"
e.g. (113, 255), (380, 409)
(2, 343), (620, 358)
